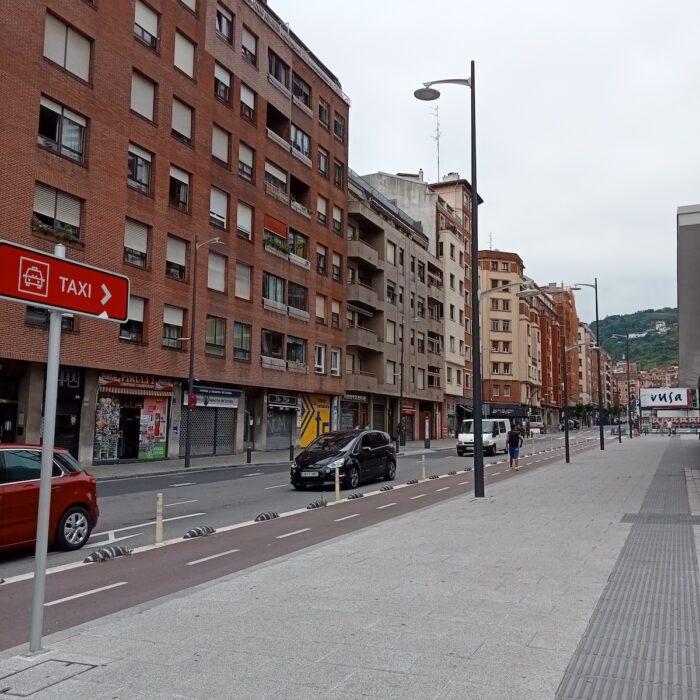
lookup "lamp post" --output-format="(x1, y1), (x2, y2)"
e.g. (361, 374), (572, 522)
(612, 333), (633, 440)
(415, 62), (482, 494)
(184, 236), (222, 469)
(573, 279), (604, 450)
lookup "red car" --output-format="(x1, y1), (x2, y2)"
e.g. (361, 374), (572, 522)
(0, 445), (99, 552)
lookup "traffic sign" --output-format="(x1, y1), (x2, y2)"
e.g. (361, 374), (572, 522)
(0, 240), (129, 321)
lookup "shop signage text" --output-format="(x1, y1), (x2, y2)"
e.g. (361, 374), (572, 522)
(98, 373), (174, 393)
(640, 388), (690, 409)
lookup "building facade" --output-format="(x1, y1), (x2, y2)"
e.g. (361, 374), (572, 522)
(0, 0), (349, 463)
(677, 204), (700, 388)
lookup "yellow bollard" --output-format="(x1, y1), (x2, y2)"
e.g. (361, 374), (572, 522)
(155, 492), (163, 545)
(335, 466), (340, 502)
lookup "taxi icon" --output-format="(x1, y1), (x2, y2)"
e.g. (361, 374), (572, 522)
(23, 265), (46, 290)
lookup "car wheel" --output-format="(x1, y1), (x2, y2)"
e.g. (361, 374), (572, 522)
(292, 483), (306, 491)
(384, 460), (396, 481)
(55, 506), (91, 551)
(489, 445), (497, 457)
(345, 465), (360, 490)
(457, 449), (464, 457)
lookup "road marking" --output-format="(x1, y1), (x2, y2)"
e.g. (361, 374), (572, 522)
(458, 481), (470, 485)
(264, 484), (288, 490)
(492, 472), (501, 476)
(92, 512), (205, 536)
(164, 499), (198, 508)
(276, 528), (311, 539)
(45, 582), (127, 607)
(334, 514), (359, 522)
(377, 502), (397, 509)
(169, 482), (196, 488)
(186, 548), (240, 566)
(244, 472), (264, 477)
(87, 532), (141, 546)
(410, 494), (426, 500)
(436, 487), (450, 492)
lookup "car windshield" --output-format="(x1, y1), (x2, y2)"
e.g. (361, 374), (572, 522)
(459, 420), (495, 434)
(306, 433), (355, 452)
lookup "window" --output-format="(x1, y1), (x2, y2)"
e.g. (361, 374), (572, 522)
(241, 26), (257, 64)
(386, 241), (396, 265)
(318, 147), (329, 176)
(291, 123), (310, 157)
(235, 263), (251, 299)
(333, 161), (344, 188)
(169, 166), (190, 211)
(26, 307), (74, 331)
(263, 272), (285, 304)
(331, 300), (340, 329)
(211, 124), (230, 165)
(288, 282), (307, 312)
(332, 253), (342, 282)
(33, 183), (81, 238)
(314, 344), (326, 373)
(331, 348), (341, 376)
(502, 320), (511, 332)
(316, 245), (327, 275)
(447, 367), (452, 383)
(386, 283), (396, 305)
(292, 73), (311, 108)
(502, 300), (510, 312)
(417, 262), (425, 282)
(179, 0), (196, 11)
(492, 363), (500, 374)
(386, 320), (396, 344)
(119, 296), (146, 343)
(438, 241), (444, 258)
(504, 385), (511, 397)
(457, 369), (462, 385)
(262, 329), (284, 358)
(209, 187), (228, 228)
(171, 98), (192, 143)
(490, 261), (498, 270)
(450, 336), (456, 353)
(459, 251), (464, 266)
(417, 332), (425, 353)
(263, 214), (287, 247)
(205, 316), (226, 356)
(124, 219), (148, 267)
(127, 143), (152, 192)
(43, 14), (91, 82)
(233, 322), (251, 360)
(214, 63), (231, 103)
(450, 273), (455, 290)
(215, 4), (233, 43)
(386, 361), (396, 385)
(134, 0), (158, 48)
(239, 143), (254, 182)
(268, 51), (289, 89)
(450, 243), (455, 260)
(264, 161), (287, 194)
(501, 262), (509, 271)
(450, 304), (455, 321)
(288, 229), (307, 259)
(417, 369), (425, 390)
(207, 252), (226, 292)
(287, 336), (307, 364)
(398, 248), (404, 266)
(38, 97), (86, 162)
(459, 309), (464, 325)
(492, 385), (500, 397)
(165, 235), (187, 279)
(503, 363), (512, 375)
(237, 201), (252, 239)
(318, 98), (330, 128)
(333, 111), (345, 142)
(240, 84), (255, 121)
(315, 294), (326, 324)
(131, 71), (156, 121)
(332, 206), (342, 234)
(317, 195), (328, 225)
(163, 305), (184, 348)
(174, 32), (195, 78)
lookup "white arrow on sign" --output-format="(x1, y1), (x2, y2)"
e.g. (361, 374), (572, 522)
(100, 284), (111, 306)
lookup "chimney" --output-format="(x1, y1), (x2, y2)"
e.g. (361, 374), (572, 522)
(418, 168), (424, 182)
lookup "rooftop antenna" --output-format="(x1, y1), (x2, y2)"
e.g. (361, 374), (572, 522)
(489, 232), (494, 250)
(431, 106), (441, 181)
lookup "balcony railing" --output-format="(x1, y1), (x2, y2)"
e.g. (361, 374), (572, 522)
(264, 180), (290, 204)
(263, 297), (287, 314)
(266, 127), (290, 151)
(290, 199), (311, 218)
(261, 355), (286, 370)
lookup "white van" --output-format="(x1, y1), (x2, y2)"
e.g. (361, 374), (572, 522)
(456, 418), (510, 456)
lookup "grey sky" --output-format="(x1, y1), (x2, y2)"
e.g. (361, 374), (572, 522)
(272, 0), (699, 324)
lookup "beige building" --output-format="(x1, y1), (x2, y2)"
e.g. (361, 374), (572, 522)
(577, 323), (596, 404)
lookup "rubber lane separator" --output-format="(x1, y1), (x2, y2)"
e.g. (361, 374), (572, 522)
(186, 548), (240, 566)
(45, 582), (128, 607)
(334, 514), (359, 522)
(377, 503), (397, 510)
(276, 528), (311, 539)
(410, 494), (426, 500)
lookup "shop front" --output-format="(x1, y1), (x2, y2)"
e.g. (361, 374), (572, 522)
(0, 360), (23, 443)
(93, 373), (174, 462)
(484, 402), (529, 424)
(55, 367), (84, 457)
(180, 383), (240, 456)
(340, 393), (369, 431)
(267, 392), (298, 450)
(401, 399), (417, 441)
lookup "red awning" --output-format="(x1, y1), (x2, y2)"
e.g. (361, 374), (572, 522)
(264, 214), (287, 239)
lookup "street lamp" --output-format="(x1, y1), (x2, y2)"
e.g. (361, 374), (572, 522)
(573, 279), (604, 451)
(562, 340), (598, 463)
(184, 236), (223, 469)
(611, 333), (633, 441)
(415, 63), (483, 493)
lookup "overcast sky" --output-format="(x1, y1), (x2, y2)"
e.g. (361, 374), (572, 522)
(272, 0), (700, 323)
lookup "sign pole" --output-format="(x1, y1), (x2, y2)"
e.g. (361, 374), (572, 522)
(29, 244), (65, 653)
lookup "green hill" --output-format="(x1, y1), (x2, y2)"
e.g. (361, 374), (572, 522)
(592, 308), (677, 370)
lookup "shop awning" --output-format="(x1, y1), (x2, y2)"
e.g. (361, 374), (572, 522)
(99, 387), (173, 397)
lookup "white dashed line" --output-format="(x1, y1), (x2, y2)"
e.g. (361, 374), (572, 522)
(169, 482), (196, 488)
(458, 481), (470, 486)
(492, 472), (500, 476)
(410, 494), (426, 500)
(186, 548), (240, 566)
(264, 484), (288, 490)
(164, 499), (198, 508)
(276, 528), (311, 539)
(334, 514), (359, 522)
(244, 472), (264, 477)
(436, 487), (450, 492)
(377, 503), (397, 510)
(45, 582), (127, 607)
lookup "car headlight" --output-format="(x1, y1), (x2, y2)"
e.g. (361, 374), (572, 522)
(290, 462), (298, 471)
(328, 458), (345, 470)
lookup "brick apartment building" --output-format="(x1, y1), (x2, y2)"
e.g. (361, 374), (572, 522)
(0, 0), (349, 464)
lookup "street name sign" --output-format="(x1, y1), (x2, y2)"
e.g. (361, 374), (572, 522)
(0, 240), (129, 322)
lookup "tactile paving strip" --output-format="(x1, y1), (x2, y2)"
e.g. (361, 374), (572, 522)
(556, 442), (700, 699)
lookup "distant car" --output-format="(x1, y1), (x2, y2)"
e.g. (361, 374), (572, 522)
(0, 445), (99, 552)
(456, 418), (510, 456)
(529, 421), (546, 434)
(290, 430), (396, 490)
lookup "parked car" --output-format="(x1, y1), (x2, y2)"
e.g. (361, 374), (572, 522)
(0, 445), (99, 552)
(529, 421), (546, 434)
(290, 430), (396, 490)
(456, 419), (510, 456)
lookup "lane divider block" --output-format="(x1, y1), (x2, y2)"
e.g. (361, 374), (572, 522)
(347, 492), (364, 499)
(83, 545), (132, 563)
(448, 470), (457, 475)
(254, 511), (280, 522)
(406, 479), (419, 485)
(183, 525), (216, 539)
(306, 500), (326, 509)
(428, 474), (440, 480)
(380, 485), (394, 491)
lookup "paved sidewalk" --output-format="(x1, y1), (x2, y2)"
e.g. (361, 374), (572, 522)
(2, 435), (693, 698)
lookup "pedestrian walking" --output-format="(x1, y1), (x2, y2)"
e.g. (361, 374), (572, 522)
(666, 419), (673, 437)
(507, 426), (524, 471)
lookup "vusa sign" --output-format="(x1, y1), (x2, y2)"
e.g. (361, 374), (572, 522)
(640, 388), (691, 409)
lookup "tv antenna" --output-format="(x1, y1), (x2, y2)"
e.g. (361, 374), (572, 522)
(431, 106), (441, 181)
(489, 232), (494, 250)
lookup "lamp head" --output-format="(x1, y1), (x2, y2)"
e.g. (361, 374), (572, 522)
(414, 86), (440, 101)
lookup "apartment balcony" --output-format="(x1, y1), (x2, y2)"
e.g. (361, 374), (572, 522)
(265, 180), (290, 205)
(421, 386), (444, 403)
(346, 370), (378, 394)
(427, 279), (444, 302)
(347, 325), (382, 352)
(266, 127), (290, 152)
(290, 199), (311, 219)
(261, 356), (286, 371)
(424, 312), (443, 335)
(347, 280), (378, 308)
(347, 237), (379, 269)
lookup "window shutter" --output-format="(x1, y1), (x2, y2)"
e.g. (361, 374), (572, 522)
(166, 236), (187, 265)
(237, 201), (252, 233)
(333, 206), (342, 223)
(65, 27), (91, 81)
(235, 263), (251, 298)
(317, 196), (327, 215)
(43, 14), (66, 65)
(135, 1), (158, 36)
(207, 252), (226, 291)
(63, 107), (86, 128)
(131, 72), (154, 120)
(33, 183), (56, 218)
(264, 161), (287, 184)
(170, 165), (189, 185)
(163, 305), (183, 326)
(174, 32), (195, 77)
(239, 144), (253, 167)
(214, 63), (230, 87)
(332, 252), (340, 267)
(217, 4), (233, 23)
(172, 99), (192, 139)
(209, 188), (228, 225)
(242, 27), (256, 53)
(241, 84), (255, 109)
(128, 143), (152, 162)
(124, 220), (148, 253)
(180, 0), (196, 9)
(332, 300), (340, 315)
(55, 192), (81, 228)
(128, 296), (145, 322)
(212, 125), (229, 162)
(40, 96), (62, 114)
(315, 295), (325, 317)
